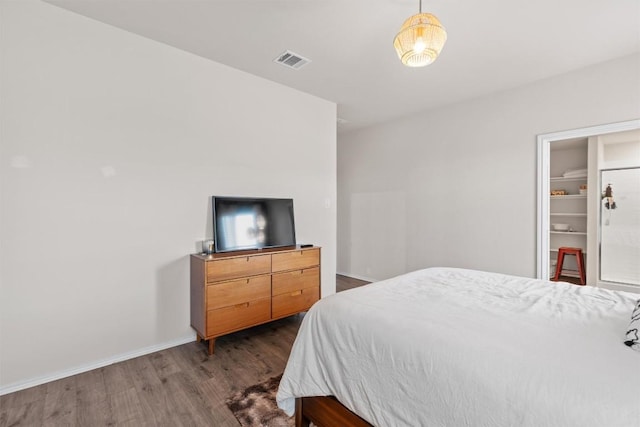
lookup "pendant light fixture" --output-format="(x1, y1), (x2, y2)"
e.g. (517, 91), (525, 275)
(393, 0), (447, 67)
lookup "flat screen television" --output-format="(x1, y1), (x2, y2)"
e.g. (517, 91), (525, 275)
(212, 196), (296, 253)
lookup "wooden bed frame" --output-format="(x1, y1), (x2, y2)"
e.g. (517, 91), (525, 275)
(295, 396), (373, 427)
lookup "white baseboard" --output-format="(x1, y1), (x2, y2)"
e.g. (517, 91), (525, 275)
(0, 334), (196, 396)
(336, 271), (378, 283)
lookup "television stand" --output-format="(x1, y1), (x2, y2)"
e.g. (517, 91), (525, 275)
(190, 245), (321, 355)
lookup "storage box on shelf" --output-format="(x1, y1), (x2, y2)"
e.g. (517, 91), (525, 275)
(190, 246), (321, 355)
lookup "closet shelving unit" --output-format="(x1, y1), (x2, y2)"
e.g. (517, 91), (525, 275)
(549, 176), (588, 279)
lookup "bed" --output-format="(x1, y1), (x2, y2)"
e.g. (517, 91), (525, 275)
(276, 267), (640, 427)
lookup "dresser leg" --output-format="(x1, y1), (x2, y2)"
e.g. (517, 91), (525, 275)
(208, 339), (215, 355)
(196, 334), (202, 343)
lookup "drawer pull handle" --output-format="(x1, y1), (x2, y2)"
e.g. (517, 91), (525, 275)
(290, 290), (302, 297)
(246, 279), (250, 284)
(235, 302), (250, 309)
(246, 257), (250, 262)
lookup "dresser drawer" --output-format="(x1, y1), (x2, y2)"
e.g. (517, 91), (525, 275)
(272, 248), (320, 272)
(206, 297), (271, 337)
(272, 267), (319, 296)
(207, 275), (271, 310)
(206, 254), (271, 282)
(272, 287), (319, 319)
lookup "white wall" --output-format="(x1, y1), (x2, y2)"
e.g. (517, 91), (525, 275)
(0, 1), (336, 392)
(338, 54), (640, 282)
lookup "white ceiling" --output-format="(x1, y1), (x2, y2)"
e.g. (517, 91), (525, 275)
(46, 0), (640, 133)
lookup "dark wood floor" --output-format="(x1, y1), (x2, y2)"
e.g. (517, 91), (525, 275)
(336, 274), (369, 292)
(0, 275), (369, 427)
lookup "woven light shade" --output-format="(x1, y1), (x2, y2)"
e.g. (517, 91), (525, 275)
(393, 13), (447, 67)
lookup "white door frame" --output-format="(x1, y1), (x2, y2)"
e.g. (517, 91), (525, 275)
(536, 119), (640, 281)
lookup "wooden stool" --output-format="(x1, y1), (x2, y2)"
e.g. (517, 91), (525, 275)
(553, 247), (586, 285)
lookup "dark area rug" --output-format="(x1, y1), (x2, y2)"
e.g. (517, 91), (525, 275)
(226, 373), (294, 427)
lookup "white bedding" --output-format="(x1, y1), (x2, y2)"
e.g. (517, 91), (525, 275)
(276, 267), (640, 427)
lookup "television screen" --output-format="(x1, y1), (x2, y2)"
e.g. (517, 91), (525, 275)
(212, 196), (296, 253)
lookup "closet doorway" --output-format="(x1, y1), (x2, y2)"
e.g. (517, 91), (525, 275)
(537, 119), (640, 292)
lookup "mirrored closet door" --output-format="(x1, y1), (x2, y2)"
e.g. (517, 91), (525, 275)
(600, 167), (640, 286)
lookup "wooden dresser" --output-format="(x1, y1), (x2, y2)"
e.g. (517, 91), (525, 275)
(190, 246), (320, 354)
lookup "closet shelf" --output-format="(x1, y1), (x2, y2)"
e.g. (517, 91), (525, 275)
(550, 176), (587, 182)
(550, 231), (587, 235)
(550, 194), (587, 199)
(550, 213), (587, 217)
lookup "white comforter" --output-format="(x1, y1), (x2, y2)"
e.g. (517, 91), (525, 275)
(276, 268), (640, 427)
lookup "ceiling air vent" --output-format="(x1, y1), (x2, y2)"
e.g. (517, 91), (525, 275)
(274, 50), (311, 70)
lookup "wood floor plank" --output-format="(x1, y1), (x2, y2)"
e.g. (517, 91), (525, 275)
(337, 274), (370, 292)
(167, 343), (212, 384)
(0, 274), (367, 426)
(148, 350), (182, 381)
(42, 376), (76, 426)
(196, 377), (236, 415)
(1, 399), (45, 427)
(0, 381), (46, 410)
(102, 361), (135, 397)
(122, 356), (169, 426)
(108, 387), (147, 426)
(163, 371), (218, 426)
(74, 367), (112, 426)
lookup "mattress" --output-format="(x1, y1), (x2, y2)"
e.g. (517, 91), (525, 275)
(276, 267), (640, 427)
